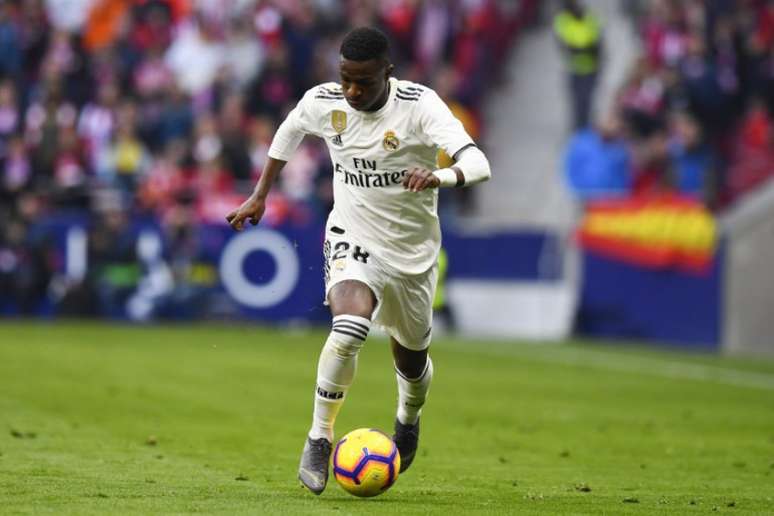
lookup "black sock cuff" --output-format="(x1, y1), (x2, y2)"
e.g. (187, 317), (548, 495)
(395, 358), (431, 383)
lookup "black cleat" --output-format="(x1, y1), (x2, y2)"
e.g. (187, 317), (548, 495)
(393, 418), (420, 473)
(298, 437), (332, 495)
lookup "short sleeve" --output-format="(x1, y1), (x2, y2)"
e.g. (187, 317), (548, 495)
(267, 88), (322, 161)
(415, 89), (476, 159)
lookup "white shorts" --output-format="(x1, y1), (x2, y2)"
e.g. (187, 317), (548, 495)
(323, 224), (438, 351)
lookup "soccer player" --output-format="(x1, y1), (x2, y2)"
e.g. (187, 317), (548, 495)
(226, 27), (491, 495)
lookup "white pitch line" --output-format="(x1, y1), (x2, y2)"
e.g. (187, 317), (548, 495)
(443, 341), (774, 391)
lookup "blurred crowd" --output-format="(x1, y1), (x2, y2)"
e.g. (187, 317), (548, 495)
(565, 0), (774, 209)
(0, 0), (534, 316)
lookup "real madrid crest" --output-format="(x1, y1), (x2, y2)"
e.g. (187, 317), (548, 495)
(383, 131), (400, 152)
(331, 110), (347, 134)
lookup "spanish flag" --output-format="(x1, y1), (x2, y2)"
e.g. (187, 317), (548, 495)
(578, 195), (717, 273)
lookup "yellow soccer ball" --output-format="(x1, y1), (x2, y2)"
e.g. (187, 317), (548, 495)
(332, 428), (401, 497)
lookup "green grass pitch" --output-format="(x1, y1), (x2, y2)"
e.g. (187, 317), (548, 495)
(1, 322), (773, 514)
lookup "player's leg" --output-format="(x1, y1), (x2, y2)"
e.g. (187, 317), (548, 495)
(310, 280), (375, 442)
(299, 280), (376, 495)
(382, 263), (437, 473)
(391, 337), (433, 473)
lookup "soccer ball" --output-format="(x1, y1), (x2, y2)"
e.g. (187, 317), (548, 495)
(332, 428), (401, 497)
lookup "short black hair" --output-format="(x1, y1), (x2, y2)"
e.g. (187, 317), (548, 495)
(340, 27), (390, 62)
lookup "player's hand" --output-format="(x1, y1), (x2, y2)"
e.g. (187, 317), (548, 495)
(226, 195), (265, 231)
(402, 168), (440, 192)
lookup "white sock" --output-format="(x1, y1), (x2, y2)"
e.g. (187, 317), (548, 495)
(396, 356), (433, 425)
(308, 314), (371, 442)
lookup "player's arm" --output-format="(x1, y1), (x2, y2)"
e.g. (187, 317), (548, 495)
(402, 146), (491, 192)
(403, 90), (491, 192)
(226, 88), (319, 231)
(433, 145), (491, 188)
(226, 157), (286, 231)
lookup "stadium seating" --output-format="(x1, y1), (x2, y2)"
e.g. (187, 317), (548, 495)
(0, 0), (537, 317)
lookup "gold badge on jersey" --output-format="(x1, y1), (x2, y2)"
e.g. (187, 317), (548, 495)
(383, 131), (400, 151)
(331, 110), (347, 134)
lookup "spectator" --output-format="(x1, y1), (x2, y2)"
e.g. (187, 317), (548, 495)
(2, 136), (32, 199)
(78, 80), (119, 174)
(564, 111), (631, 200)
(159, 199), (215, 319)
(133, 45), (174, 99)
(82, 0), (131, 52)
(679, 31), (732, 140)
(155, 83), (194, 149)
(641, 0), (689, 69)
(86, 203), (141, 319)
(414, 0), (449, 74)
(554, 0), (603, 130)
(668, 110), (715, 202)
(137, 138), (188, 217)
(0, 197), (54, 315)
(631, 129), (672, 196)
(52, 123), (90, 207)
(751, 41), (774, 115)
(164, 14), (224, 96)
(246, 115), (275, 180)
(193, 154), (237, 224)
(618, 57), (667, 138)
(106, 100), (150, 194)
(0, 80), (20, 144)
(130, 1), (174, 53)
(727, 98), (774, 203)
(222, 17), (264, 89)
(45, 0), (96, 33)
(245, 42), (294, 120)
(217, 91), (251, 181)
(0, 2), (22, 78)
(19, 1), (51, 85)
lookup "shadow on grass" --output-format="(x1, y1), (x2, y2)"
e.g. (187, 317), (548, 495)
(295, 492), (458, 507)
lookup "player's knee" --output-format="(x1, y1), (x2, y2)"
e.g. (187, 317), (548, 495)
(328, 314), (372, 357)
(328, 280), (376, 319)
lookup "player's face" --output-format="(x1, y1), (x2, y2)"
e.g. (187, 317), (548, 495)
(339, 57), (392, 112)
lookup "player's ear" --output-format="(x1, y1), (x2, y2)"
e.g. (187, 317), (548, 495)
(385, 62), (394, 79)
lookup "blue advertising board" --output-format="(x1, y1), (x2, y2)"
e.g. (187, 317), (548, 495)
(576, 246), (722, 349)
(9, 215), (559, 323)
(3, 212), (722, 350)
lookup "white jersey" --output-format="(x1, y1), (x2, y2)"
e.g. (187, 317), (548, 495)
(267, 77), (475, 275)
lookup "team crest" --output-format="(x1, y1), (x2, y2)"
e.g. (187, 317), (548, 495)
(383, 131), (400, 151)
(331, 110), (347, 134)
